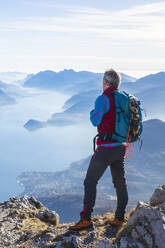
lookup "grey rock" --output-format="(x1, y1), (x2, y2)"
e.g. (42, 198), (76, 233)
(84, 231), (99, 245)
(115, 237), (145, 248)
(0, 195), (60, 248)
(35, 209), (59, 226)
(150, 185), (165, 206)
(116, 200), (165, 248)
(54, 244), (64, 248)
(70, 235), (83, 248)
(29, 196), (44, 209)
(144, 233), (153, 247)
(96, 237), (111, 248)
(1, 186), (165, 248)
(62, 235), (83, 248)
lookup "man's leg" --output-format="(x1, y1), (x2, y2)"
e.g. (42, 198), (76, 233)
(69, 147), (109, 232)
(82, 146), (109, 220)
(110, 148), (128, 221)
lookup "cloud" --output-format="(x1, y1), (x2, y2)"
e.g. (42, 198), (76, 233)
(120, 2), (165, 15)
(0, 1), (164, 44)
(0, 1), (164, 76)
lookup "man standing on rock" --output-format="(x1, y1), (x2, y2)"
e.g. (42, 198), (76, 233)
(70, 69), (128, 232)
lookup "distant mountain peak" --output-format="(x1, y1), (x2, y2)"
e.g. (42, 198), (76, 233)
(136, 71), (165, 83)
(63, 68), (75, 72)
(38, 70), (56, 75)
(145, 118), (164, 124)
(120, 72), (137, 82)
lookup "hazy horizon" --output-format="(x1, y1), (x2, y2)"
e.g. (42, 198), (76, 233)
(1, 68), (165, 80)
(0, 86), (97, 202)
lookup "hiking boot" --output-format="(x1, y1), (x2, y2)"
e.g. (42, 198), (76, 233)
(69, 219), (94, 232)
(109, 219), (124, 226)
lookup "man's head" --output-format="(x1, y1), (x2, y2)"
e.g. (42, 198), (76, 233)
(103, 69), (121, 91)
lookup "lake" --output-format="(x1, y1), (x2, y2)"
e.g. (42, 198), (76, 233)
(0, 87), (96, 201)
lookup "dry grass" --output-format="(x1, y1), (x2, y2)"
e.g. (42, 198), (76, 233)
(17, 218), (49, 248)
(16, 207), (50, 248)
(22, 216), (48, 232)
(127, 207), (136, 219)
(16, 207), (137, 248)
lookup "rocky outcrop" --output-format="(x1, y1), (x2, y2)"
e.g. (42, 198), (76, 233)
(114, 185), (165, 248)
(0, 195), (59, 248)
(0, 185), (165, 248)
(150, 185), (165, 206)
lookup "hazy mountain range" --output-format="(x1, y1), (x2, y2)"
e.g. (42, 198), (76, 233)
(18, 119), (165, 221)
(0, 72), (27, 83)
(24, 69), (136, 94)
(0, 88), (16, 106)
(0, 80), (28, 106)
(23, 70), (165, 131)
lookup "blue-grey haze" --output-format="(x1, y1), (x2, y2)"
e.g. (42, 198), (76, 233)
(0, 87), (96, 202)
(1, 69), (165, 202)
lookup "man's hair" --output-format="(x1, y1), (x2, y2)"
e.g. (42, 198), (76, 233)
(103, 69), (121, 87)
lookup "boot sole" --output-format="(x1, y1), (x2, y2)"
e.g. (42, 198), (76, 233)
(69, 223), (94, 233)
(109, 221), (124, 227)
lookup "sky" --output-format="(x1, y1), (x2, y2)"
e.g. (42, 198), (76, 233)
(0, 0), (165, 77)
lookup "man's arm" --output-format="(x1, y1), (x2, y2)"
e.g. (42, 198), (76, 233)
(90, 95), (110, 126)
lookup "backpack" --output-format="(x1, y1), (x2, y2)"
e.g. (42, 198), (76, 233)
(93, 90), (143, 152)
(110, 90), (143, 143)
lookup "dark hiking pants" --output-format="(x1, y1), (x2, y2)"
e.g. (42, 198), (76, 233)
(81, 144), (128, 221)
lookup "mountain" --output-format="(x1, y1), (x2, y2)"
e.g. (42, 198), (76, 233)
(0, 72), (27, 83)
(19, 119), (165, 222)
(62, 89), (99, 110)
(120, 73), (136, 83)
(23, 69), (136, 94)
(120, 71), (165, 94)
(0, 88), (16, 106)
(24, 89), (99, 130)
(0, 186), (165, 247)
(0, 80), (26, 98)
(136, 84), (165, 119)
(134, 71), (165, 91)
(24, 71), (165, 131)
(24, 69), (100, 93)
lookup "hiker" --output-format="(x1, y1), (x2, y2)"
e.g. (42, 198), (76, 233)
(70, 69), (129, 232)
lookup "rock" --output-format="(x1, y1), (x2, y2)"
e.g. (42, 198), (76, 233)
(112, 237), (145, 248)
(84, 231), (99, 245)
(150, 185), (165, 206)
(96, 237), (111, 248)
(70, 235), (83, 248)
(116, 201), (165, 248)
(0, 195), (60, 248)
(29, 196), (44, 209)
(1, 186), (165, 248)
(35, 209), (59, 226)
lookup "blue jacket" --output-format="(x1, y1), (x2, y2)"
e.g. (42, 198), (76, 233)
(90, 94), (123, 147)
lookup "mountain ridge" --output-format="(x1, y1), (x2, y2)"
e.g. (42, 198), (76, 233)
(23, 70), (165, 131)
(23, 69), (137, 93)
